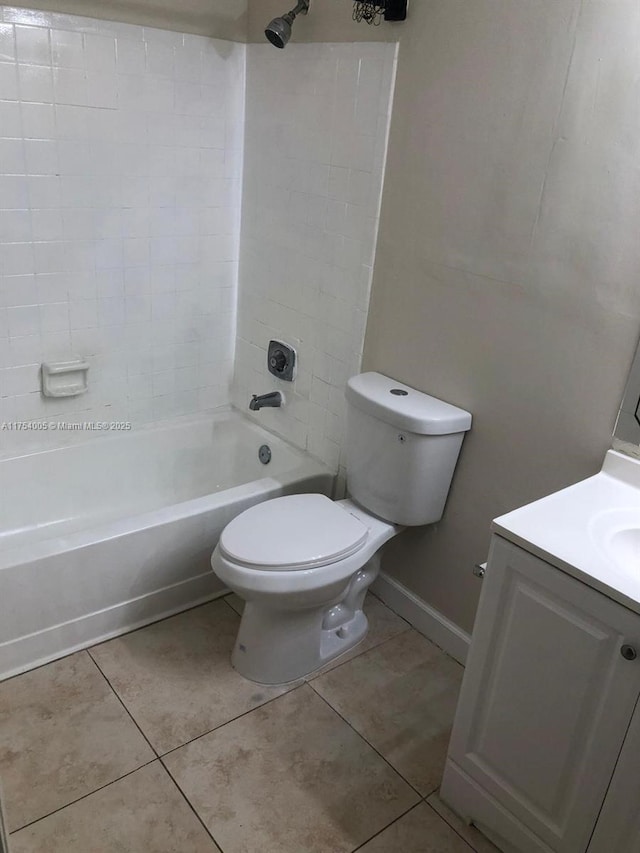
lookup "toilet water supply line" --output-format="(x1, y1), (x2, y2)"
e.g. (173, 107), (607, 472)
(322, 553), (381, 631)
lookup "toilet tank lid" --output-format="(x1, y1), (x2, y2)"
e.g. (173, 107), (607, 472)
(346, 373), (472, 435)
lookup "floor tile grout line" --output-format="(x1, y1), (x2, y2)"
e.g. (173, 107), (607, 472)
(0, 595), (230, 688)
(349, 800), (425, 853)
(158, 682), (308, 759)
(88, 594), (230, 652)
(8, 758), (158, 835)
(368, 589), (412, 632)
(307, 682), (425, 800)
(4, 596), (432, 843)
(368, 591), (465, 673)
(421, 784), (440, 800)
(86, 648), (160, 757)
(157, 760), (224, 853)
(155, 620), (414, 762)
(423, 799), (479, 853)
(306, 623), (413, 682)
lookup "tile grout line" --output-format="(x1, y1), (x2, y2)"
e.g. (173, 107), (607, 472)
(349, 801), (424, 853)
(0, 595), (229, 688)
(221, 595), (243, 618)
(5, 597), (432, 848)
(368, 591), (465, 672)
(307, 682), (424, 801)
(156, 761), (225, 853)
(156, 622), (414, 761)
(158, 682), (308, 759)
(306, 623), (413, 683)
(8, 758), (158, 835)
(423, 799), (479, 853)
(86, 648), (159, 757)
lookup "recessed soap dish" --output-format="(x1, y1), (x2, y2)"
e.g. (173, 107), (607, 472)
(41, 359), (90, 398)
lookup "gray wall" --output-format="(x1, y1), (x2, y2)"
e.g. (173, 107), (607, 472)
(9, 0), (248, 38)
(250, 0), (640, 633)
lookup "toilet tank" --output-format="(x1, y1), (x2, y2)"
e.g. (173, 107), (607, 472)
(345, 373), (472, 526)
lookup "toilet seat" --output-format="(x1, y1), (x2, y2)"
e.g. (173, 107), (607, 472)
(218, 494), (369, 571)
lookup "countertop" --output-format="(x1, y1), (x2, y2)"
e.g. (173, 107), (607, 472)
(492, 450), (640, 616)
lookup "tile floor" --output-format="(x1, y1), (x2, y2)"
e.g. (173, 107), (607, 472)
(0, 594), (498, 853)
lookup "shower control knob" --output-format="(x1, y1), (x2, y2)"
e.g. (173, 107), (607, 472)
(270, 349), (286, 372)
(267, 340), (296, 381)
(621, 645), (637, 661)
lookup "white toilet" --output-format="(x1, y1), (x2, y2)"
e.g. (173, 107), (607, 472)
(211, 372), (472, 684)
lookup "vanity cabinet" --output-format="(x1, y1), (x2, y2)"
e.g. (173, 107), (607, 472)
(441, 535), (640, 853)
(586, 699), (640, 853)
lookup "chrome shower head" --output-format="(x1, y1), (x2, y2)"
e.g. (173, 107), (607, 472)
(265, 0), (310, 49)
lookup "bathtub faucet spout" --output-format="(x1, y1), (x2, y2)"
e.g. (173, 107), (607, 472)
(250, 391), (283, 411)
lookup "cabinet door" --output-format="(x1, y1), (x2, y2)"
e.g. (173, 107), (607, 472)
(588, 696), (640, 853)
(446, 536), (640, 853)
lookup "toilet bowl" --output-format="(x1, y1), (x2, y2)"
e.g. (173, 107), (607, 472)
(212, 495), (400, 684)
(211, 372), (472, 685)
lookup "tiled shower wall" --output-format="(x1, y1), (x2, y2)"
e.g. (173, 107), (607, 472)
(0, 7), (244, 454)
(232, 42), (397, 470)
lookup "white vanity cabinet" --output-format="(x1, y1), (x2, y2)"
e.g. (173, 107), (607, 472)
(586, 698), (640, 853)
(441, 535), (640, 853)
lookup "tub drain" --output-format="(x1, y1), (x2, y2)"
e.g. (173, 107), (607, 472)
(258, 444), (272, 464)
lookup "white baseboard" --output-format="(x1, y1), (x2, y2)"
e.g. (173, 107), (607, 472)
(371, 572), (471, 665)
(0, 573), (225, 682)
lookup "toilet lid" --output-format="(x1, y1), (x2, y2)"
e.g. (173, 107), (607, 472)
(219, 494), (369, 571)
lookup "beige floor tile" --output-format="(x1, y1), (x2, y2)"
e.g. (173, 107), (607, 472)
(0, 652), (154, 831)
(10, 761), (220, 853)
(427, 792), (501, 853)
(312, 630), (463, 796)
(224, 593), (243, 615)
(357, 802), (474, 852)
(164, 684), (419, 853)
(89, 600), (296, 754)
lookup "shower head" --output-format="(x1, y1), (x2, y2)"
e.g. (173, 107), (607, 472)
(265, 0), (310, 49)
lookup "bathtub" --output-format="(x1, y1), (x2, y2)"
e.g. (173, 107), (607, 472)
(0, 411), (333, 680)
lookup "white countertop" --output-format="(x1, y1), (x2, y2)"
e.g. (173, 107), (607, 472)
(492, 450), (640, 616)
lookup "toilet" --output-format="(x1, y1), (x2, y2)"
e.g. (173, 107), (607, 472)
(211, 372), (472, 684)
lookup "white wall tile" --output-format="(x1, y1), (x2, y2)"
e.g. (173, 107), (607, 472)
(0, 60), (19, 99)
(14, 23), (50, 65)
(232, 42), (397, 470)
(0, 22), (15, 61)
(0, 5), (244, 455)
(18, 63), (52, 101)
(50, 28), (83, 68)
(1, 10), (396, 469)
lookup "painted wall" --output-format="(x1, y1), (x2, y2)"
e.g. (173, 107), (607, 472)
(1, 1), (247, 40)
(232, 41), (396, 471)
(249, 0), (640, 633)
(0, 7), (244, 455)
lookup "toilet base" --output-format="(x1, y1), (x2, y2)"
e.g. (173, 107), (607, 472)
(231, 557), (380, 685)
(231, 603), (369, 685)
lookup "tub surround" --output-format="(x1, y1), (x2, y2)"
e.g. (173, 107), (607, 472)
(232, 41), (397, 472)
(0, 7), (244, 456)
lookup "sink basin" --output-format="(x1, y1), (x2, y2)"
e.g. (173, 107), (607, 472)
(607, 528), (640, 568)
(590, 508), (640, 576)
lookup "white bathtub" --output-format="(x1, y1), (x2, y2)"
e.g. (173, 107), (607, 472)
(0, 411), (333, 680)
